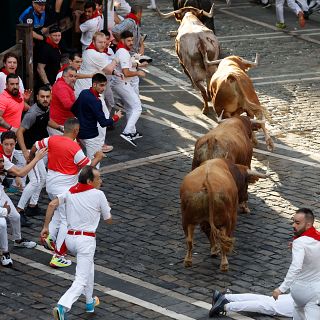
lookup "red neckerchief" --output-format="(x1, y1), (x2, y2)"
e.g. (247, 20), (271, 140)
(125, 13), (140, 25)
(58, 63), (69, 74)
(80, 10), (102, 24)
(46, 37), (59, 49)
(0, 67), (10, 76)
(69, 182), (94, 194)
(116, 41), (130, 51)
(0, 145), (12, 160)
(294, 226), (320, 241)
(87, 42), (112, 56)
(4, 89), (23, 103)
(89, 87), (100, 99)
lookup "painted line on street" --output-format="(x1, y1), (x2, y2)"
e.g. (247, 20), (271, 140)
(11, 253), (197, 320)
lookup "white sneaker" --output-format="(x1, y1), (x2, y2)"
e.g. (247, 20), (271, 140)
(1, 252), (13, 267)
(14, 238), (37, 249)
(147, 4), (156, 9)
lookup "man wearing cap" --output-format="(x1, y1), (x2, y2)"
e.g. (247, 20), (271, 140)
(37, 25), (62, 87)
(19, 0), (48, 42)
(273, 208), (320, 319)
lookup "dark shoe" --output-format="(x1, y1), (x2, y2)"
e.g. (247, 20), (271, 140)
(25, 205), (41, 217)
(211, 290), (223, 306)
(120, 133), (137, 147)
(20, 211), (32, 227)
(303, 11), (309, 19)
(132, 132), (143, 140)
(209, 294), (229, 317)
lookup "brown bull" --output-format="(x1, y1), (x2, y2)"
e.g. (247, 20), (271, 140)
(157, 5), (220, 114)
(180, 158), (265, 271)
(207, 54), (274, 151)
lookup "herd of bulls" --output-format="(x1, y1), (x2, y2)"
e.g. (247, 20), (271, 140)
(157, 1), (276, 271)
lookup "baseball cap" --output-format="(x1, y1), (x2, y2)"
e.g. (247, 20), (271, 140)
(33, 0), (47, 3)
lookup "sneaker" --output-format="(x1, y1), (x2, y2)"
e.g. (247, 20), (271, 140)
(120, 133), (137, 147)
(1, 252), (13, 267)
(50, 255), (72, 268)
(20, 211), (32, 227)
(298, 11), (305, 28)
(209, 294), (229, 317)
(86, 296), (100, 313)
(25, 205), (41, 217)
(53, 304), (65, 320)
(14, 238), (37, 249)
(262, 0), (271, 8)
(211, 290), (223, 306)
(42, 234), (56, 251)
(276, 22), (286, 29)
(147, 4), (156, 9)
(101, 145), (114, 153)
(303, 11), (310, 19)
(132, 132), (143, 140)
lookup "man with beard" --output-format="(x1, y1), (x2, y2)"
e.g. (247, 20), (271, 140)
(273, 208), (320, 319)
(0, 74), (30, 134)
(16, 86), (60, 218)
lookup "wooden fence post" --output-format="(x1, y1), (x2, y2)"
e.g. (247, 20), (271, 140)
(16, 24), (33, 91)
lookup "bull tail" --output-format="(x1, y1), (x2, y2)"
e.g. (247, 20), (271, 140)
(204, 165), (234, 255)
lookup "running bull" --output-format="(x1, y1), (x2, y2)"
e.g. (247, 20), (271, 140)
(180, 158), (266, 271)
(157, 4), (220, 115)
(206, 54), (274, 151)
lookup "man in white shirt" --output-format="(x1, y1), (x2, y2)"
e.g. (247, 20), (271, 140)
(74, 1), (103, 51)
(111, 30), (146, 147)
(273, 208), (320, 319)
(40, 166), (112, 320)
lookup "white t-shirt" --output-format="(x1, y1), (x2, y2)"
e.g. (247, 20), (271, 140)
(0, 72), (24, 94)
(58, 188), (111, 232)
(80, 16), (103, 50)
(112, 48), (136, 84)
(74, 48), (114, 97)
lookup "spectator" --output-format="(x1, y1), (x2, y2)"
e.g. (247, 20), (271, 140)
(74, 1), (103, 51)
(111, 30), (146, 147)
(16, 86), (58, 218)
(48, 66), (76, 136)
(112, 5), (144, 55)
(41, 166), (112, 319)
(0, 74), (31, 134)
(114, 0), (131, 19)
(273, 208), (320, 319)
(19, 0), (48, 42)
(72, 73), (122, 164)
(0, 53), (24, 94)
(30, 118), (103, 268)
(276, 0), (306, 29)
(37, 25), (62, 87)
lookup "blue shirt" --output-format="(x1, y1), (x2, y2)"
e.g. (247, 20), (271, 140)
(72, 89), (114, 140)
(19, 6), (46, 32)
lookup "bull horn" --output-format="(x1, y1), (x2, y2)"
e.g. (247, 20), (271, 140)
(202, 3), (215, 18)
(247, 169), (268, 178)
(241, 53), (260, 67)
(156, 7), (177, 18)
(249, 119), (266, 124)
(204, 52), (222, 66)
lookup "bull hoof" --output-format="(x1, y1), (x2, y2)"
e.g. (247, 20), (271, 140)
(211, 248), (220, 257)
(220, 264), (229, 272)
(184, 259), (192, 267)
(241, 207), (251, 214)
(266, 138), (275, 152)
(202, 107), (210, 115)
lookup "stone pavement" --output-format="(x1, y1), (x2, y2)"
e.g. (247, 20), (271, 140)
(2, 1), (320, 319)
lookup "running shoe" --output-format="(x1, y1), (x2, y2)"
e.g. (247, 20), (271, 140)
(275, 22), (286, 29)
(1, 252), (13, 267)
(132, 132), (143, 140)
(86, 296), (100, 313)
(50, 255), (72, 268)
(42, 234), (56, 251)
(120, 133), (137, 147)
(53, 304), (66, 320)
(209, 294), (229, 317)
(14, 238), (37, 249)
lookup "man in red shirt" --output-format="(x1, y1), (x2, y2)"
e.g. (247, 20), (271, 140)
(0, 74), (30, 133)
(48, 66), (76, 136)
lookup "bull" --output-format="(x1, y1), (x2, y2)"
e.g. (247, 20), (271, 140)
(180, 158), (266, 271)
(157, 5), (220, 114)
(206, 54), (274, 151)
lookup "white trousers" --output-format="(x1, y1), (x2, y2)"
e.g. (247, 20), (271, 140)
(58, 235), (96, 310)
(111, 80), (142, 134)
(225, 293), (293, 317)
(80, 136), (103, 170)
(291, 281), (320, 320)
(0, 191), (21, 252)
(14, 150), (47, 209)
(276, 0), (308, 23)
(47, 126), (63, 137)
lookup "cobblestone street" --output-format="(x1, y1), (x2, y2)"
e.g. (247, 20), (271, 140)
(2, 1), (320, 319)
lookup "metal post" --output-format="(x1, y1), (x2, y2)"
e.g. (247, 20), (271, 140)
(104, 0), (109, 30)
